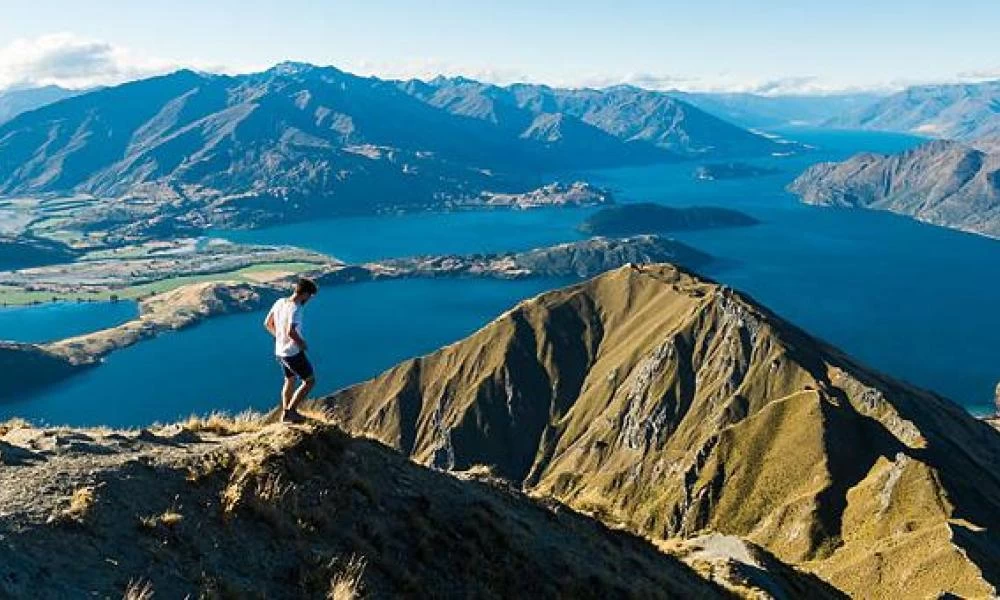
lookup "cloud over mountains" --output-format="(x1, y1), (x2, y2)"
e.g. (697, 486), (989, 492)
(1, 32), (997, 95)
(0, 32), (229, 90)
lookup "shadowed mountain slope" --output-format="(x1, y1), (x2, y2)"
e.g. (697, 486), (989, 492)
(0, 343), (82, 402)
(0, 421), (733, 599)
(321, 264), (1000, 598)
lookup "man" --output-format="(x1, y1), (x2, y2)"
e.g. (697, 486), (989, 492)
(264, 278), (318, 423)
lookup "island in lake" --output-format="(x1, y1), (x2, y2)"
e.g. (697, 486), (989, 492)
(578, 203), (759, 236)
(693, 162), (781, 181)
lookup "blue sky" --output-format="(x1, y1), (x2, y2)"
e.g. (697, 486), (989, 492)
(1, 0), (998, 93)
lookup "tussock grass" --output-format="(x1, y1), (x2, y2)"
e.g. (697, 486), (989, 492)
(51, 486), (96, 524)
(181, 410), (264, 435)
(328, 555), (367, 600)
(139, 510), (183, 530)
(123, 578), (154, 600)
(0, 417), (31, 437)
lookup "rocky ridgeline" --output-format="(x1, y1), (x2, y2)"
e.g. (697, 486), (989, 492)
(0, 417), (741, 599)
(322, 264), (1000, 598)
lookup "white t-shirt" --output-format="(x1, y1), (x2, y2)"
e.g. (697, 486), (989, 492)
(267, 297), (305, 357)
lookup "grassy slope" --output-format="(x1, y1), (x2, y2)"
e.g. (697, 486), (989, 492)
(322, 264), (1000, 598)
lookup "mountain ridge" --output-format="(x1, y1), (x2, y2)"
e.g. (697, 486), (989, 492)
(788, 138), (1000, 238)
(0, 64), (787, 242)
(827, 80), (1000, 140)
(318, 264), (1000, 598)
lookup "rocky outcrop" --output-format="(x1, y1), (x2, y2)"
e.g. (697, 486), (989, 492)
(320, 264), (1000, 598)
(0, 419), (731, 598)
(789, 139), (1000, 238)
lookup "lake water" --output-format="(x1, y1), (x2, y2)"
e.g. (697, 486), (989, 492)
(0, 301), (137, 344)
(4, 128), (999, 425)
(3, 278), (571, 427)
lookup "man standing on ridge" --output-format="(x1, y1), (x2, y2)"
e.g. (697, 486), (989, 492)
(264, 278), (318, 423)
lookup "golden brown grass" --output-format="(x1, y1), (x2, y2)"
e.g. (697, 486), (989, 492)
(327, 555), (367, 600)
(0, 417), (31, 437)
(139, 510), (183, 530)
(123, 578), (154, 600)
(51, 486), (96, 524)
(181, 410), (264, 435)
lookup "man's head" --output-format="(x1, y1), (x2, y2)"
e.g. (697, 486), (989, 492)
(293, 278), (318, 304)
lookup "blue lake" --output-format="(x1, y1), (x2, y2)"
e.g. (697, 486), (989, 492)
(4, 128), (999, 425)
(0, 301), (137, 344)
(3, 278), (571, 427)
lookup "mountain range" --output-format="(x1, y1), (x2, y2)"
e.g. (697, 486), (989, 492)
(0, 85), (79, 125)
(320, 264), (1000, 598)
(0, 63), (784, 234)
(789, 137), (1000, 238)
(672, 91), (885, 129)
(827, 80), (1000, 140)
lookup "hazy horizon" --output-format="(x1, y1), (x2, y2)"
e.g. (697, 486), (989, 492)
(1, 0), (999, 95)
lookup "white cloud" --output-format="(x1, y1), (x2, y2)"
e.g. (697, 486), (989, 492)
(0, 33), (236, 91)
(2, 33), (997, 96)
(956, 67), (1000, 83)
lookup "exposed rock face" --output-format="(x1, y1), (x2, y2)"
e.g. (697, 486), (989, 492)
(579, 203), (759, 236)
(789, 139), (1000, 238)
(0, 421), (731, 598)
(321, 265), (1000, 598)
(826, 80), (1000, 140)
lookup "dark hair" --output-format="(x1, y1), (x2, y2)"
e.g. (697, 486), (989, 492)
(295, 278), (318, 296)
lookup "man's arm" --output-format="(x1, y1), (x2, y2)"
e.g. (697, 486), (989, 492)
(287, 323), (308, 352)
(263, 311), (276, 336)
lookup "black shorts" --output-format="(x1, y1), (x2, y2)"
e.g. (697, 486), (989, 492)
(278, 352), (314, 380)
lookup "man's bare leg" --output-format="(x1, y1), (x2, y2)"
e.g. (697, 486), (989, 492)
(280, 376), (296, 418)
(285, 376), (315, 421)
